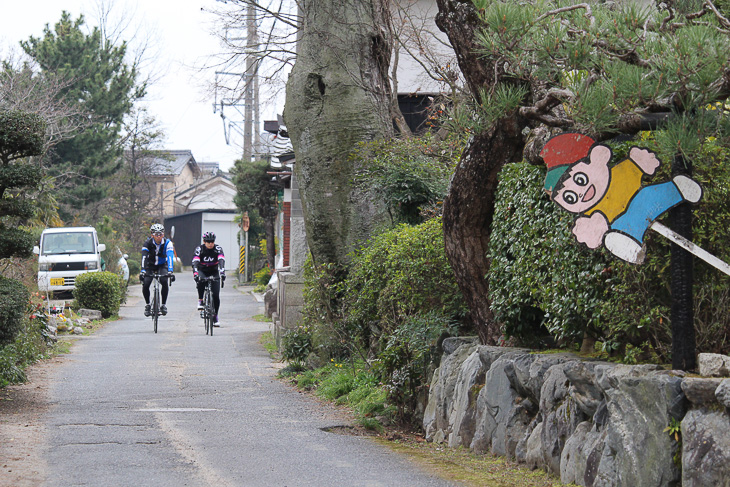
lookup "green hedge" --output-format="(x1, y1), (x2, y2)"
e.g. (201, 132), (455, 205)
(344, 217), (467, 345)
(488, 162), (612, 346)
(73, 271), (125, 318)
(0, 276), (30, 345)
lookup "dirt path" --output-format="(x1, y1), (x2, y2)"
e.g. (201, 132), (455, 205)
(0, 357), (62, 487)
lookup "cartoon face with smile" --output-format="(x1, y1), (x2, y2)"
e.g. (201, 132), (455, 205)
(553, 145), (611, 214)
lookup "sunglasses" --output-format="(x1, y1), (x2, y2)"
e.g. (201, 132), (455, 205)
(152, 232), (164, 236)
(204, 240), (215, 243)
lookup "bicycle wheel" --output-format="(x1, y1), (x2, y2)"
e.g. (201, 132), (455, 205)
(152, 282), (160, 333)
(206, 289), (214, 336)
(203, 289), (210, 335)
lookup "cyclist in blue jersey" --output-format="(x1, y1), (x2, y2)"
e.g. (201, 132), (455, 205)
(192, 231), (225, 327)
(140, 223), (175, 316)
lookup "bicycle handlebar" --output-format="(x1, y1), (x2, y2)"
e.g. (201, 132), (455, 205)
(146, 273), (173, 286)
(199, 275), (224, 288)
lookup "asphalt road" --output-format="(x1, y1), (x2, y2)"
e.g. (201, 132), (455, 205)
(37, 278), (456, 487)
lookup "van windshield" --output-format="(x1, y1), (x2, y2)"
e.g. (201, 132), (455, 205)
(41, 232), (95, 255)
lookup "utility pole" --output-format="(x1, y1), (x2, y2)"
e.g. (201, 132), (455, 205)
(213, 1), (259, 159)
(243, 2), (258, 162)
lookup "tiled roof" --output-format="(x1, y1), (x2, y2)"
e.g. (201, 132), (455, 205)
(127, 150), (197, 176)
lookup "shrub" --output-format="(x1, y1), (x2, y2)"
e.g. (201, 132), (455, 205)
(254, 265), (272, 286)
(488, 162), (612, 347)
(345, 217), (468, 352)
(281, 325), (313, 364)
(351, 132), (466, 225)
(73, 271), (124, 318)
(299, 218), (468, 425)
(374, 311), (457, 423)
(126, 257), (141, 277)
(0, 309), (51, 386)
(0, 276), (30, 345)
(490, 135), (730, 360)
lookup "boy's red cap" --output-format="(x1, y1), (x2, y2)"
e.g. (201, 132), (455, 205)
(540, 133), (595, 192)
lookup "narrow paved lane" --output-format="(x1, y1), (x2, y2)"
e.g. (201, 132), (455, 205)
(38, 279), (455, 487)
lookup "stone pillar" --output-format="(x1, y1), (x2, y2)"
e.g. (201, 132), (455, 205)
(274, 271), (305, 346)
(289, 172), (308, 274)
(274, 170), (309, 347)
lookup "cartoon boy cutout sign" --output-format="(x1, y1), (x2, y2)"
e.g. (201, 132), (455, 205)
(541, 133), (703, 264)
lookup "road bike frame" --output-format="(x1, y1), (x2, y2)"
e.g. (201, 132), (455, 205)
(199, 275), (220, 336)
(148, 273), (170, 333)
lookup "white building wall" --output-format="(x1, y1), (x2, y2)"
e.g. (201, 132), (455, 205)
(201, 212), (240, 273)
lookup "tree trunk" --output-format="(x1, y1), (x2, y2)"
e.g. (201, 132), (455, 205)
(436, 0), (526, 343)
(442, 128), (524, 344)
(284, 0), (394, 269)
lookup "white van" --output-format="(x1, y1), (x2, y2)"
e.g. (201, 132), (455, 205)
(34, 227), (106, 293)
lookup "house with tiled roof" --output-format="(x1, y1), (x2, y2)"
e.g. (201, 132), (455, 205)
(174, 172), (236, 214)
(134, 149), (203, 218)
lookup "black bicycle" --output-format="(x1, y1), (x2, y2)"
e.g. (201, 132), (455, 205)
(149, 273), (171, 333)
(199, 275), (221, 335)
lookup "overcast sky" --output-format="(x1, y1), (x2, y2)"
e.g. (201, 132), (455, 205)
(0, 0), (282, 171)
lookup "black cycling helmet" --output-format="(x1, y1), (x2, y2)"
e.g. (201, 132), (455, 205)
(150, 223), (164, 234)
(202, 231), (216, 242)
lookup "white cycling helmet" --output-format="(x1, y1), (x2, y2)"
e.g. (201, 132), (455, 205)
(150, 223), (164, 234)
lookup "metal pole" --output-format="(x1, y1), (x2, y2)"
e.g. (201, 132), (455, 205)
(670, 153), (696, 371)
(244, 230), (249, 282)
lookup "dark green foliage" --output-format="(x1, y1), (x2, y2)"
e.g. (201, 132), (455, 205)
(232, 159), (280, 269)
(21, 11), (143, 217)
(0, 310), (51, 387)
(596, 134), (730, 359)
(0, 230), (37, 260)
(489, 163), (612, 346)
(281, 325), (313, 364)
(73, 271), (124, 318)
(0, 109), (44, 345)
(300, 218), (468, 423)
(0, 110), (45, 164)
(344, 218), (467, 348)
(352, 133), (465, 224)
(0, 276), (30, 345)
(374, 312), (457, 424)
(0, 164), (42, 189)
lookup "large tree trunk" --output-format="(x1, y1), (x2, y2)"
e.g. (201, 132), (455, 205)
(436, 0), (526, 343)
(284, 0), (394, 269)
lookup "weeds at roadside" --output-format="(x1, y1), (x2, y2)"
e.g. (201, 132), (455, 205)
(259, 331), (279, 359)
(282, 361), (396, 433)
(382, 437), (567, 487)
(278, 359), (568, 486)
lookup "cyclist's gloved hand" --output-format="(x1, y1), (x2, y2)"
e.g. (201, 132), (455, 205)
(139, 272), (145, 282)
(193, 272), (199, 283)
(169, 274), (176, 283)
(221, 274), (226, 282)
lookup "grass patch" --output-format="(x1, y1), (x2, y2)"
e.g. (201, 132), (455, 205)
(381, 437), (567, 487)
(252, 314), (272, 322)
(259, 331), (279, 359)
(285, 361), (395, 432)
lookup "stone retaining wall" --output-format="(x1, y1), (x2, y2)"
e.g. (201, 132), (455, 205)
(423, 338), (730, 486)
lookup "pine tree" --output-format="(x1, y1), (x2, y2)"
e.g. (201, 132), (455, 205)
(21, 11), (144, 221)
(0, 109), (45, 344)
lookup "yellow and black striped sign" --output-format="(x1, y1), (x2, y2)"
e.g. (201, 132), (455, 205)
(239, 245), (245, 274)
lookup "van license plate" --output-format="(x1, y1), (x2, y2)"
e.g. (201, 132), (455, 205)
(50, 278), (65, 286)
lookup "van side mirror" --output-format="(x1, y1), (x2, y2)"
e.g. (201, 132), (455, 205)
(98, 243), (106, 252)
(33, 246), (40, 255)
